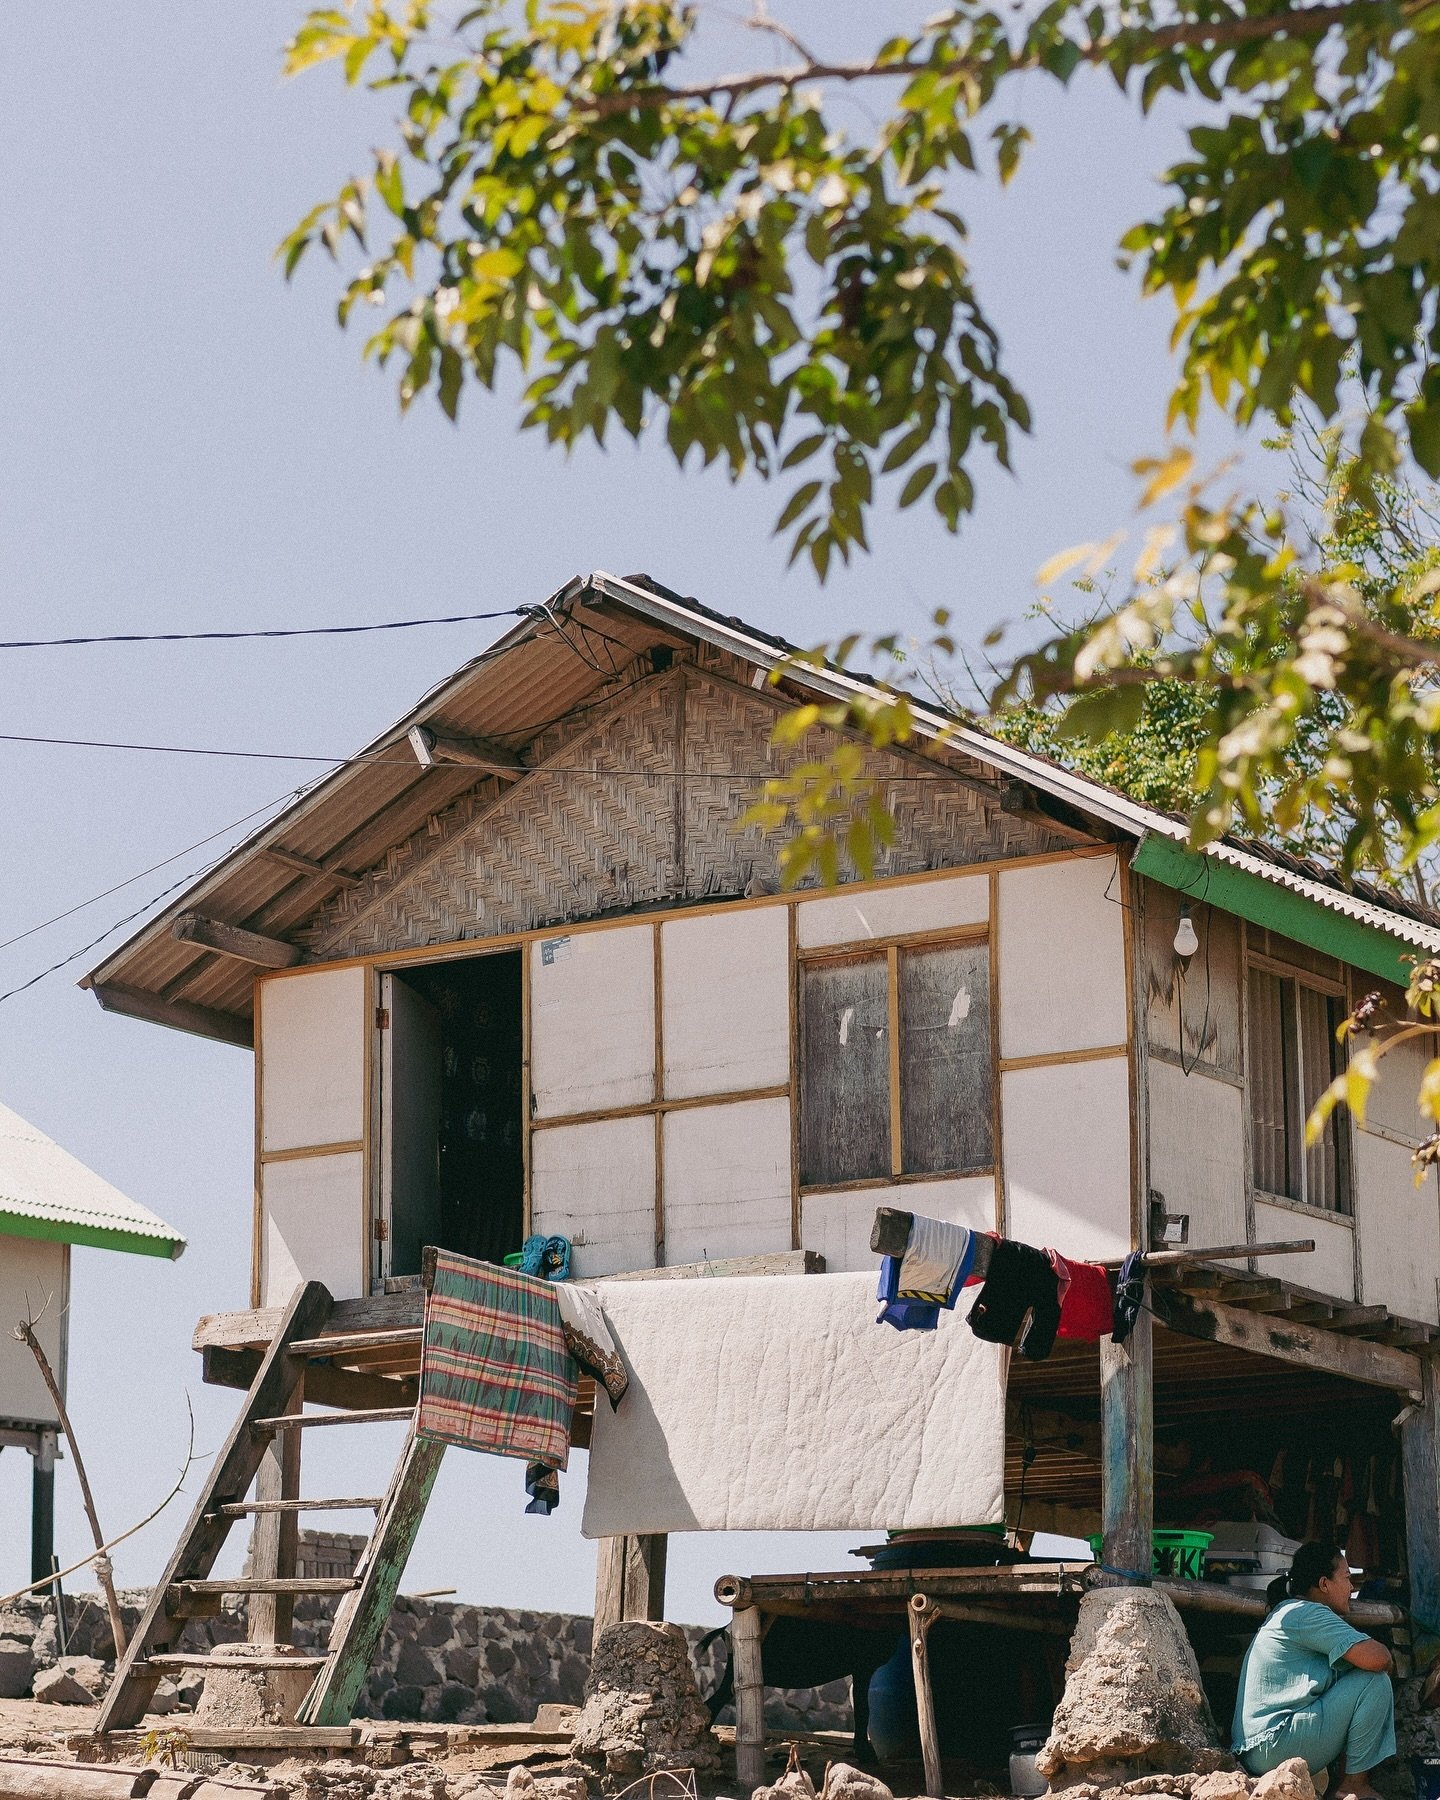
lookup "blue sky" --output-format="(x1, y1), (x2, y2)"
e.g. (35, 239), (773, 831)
(0, 5), (1269, 1620)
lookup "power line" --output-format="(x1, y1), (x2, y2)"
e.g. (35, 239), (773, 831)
(0, 783), (312, 1008)
(0, 607), (532, 651)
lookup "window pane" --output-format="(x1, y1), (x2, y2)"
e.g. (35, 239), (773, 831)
(1299, 985), (1346, 1212)
(799, 956), (890, 1187)
(899, 941), (993, 1175)
(1248, 966), (1291, 1198)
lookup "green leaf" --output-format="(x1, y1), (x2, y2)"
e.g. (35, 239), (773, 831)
(775, 480), (822, 531)
(898, 462), (938, 508)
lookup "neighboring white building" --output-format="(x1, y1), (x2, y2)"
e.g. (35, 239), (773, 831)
(0, 1101), (184, 1583)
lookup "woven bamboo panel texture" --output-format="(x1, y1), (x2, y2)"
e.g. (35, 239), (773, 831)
(301, 661), (1065, 961)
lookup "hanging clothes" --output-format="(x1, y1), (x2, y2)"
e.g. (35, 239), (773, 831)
(966, 1238), (1061, 1361)
(1049, 1252), (1116, 1341)
(418, 1252), (577, 1489)
(517, 1234), (572, 1280)
(876, 1218), (983, 1331)
(1111, 1249), (1146, 1346)
(555, 1281), (628, 1410)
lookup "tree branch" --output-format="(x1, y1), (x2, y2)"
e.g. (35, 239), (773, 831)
(578, 1), (1410, 120)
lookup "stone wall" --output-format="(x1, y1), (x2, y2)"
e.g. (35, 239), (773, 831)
(0, 1591), (852, 1735)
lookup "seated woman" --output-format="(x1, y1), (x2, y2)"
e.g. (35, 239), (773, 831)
(1233, 1540), (1395, 1800)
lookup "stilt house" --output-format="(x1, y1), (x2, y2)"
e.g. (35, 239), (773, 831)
(79, 574), (1440, 1754)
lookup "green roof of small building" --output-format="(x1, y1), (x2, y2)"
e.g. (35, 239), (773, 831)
(0, 1100), (185, 1260)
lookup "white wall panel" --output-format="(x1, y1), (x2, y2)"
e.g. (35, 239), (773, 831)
(261, 1151), (366, 1307)
(797, 875), (988, 949)
(530, 926), (654, 1118)
(0, 1237), (66, 1422)
(531, 1115), (655, 1278)
(662, 908), (789, 1100)
(1253, 1199), (1354, 1300)
(1357, 1132), (1440, 1323)
(802, 1175), (996, 1275)
(1003, 1054), (1132, 1260)
(1147, 1063), (1247, 1251)
(260, 967), (368, 1153)
(663, 1097), (792, 1265)
(998, 856), (1127, 1061)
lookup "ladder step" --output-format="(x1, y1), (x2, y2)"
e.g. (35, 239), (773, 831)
(141, 1654), (329, 1672)
(252, 1407), (415, 1432)
(210, 1496), (384, 1519)
(289, 1328), (423, 1357)
(175, 1578), (360, 1597)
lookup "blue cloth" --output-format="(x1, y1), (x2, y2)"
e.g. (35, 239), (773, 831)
(1111, 1248), (1145, 1346)
(876, 1228), (977, 1332)
(1234, 1599), (1393, 1773)
(518, 1235), (572, 1280)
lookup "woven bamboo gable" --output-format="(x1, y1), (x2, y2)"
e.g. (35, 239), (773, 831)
(301, 647), (1064, 962)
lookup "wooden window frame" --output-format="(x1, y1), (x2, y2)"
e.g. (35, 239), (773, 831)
(797, 925), (996, 1193)
(1244, 948), (1353, 1217)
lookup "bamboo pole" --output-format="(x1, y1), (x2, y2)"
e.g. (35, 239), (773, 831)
(15, 1318), (127, 1659)
(731, 1605), (767, 1794)
(909, 1596), (944, 1800)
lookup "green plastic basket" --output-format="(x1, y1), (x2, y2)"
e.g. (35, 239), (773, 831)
(1088, 1529), (1213, 1582)
(502, 1251), (524, 1268)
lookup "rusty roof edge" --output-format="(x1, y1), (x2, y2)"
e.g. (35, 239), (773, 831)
(80, 594), (576, 993)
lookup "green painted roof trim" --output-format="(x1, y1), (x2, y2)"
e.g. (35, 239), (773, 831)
(1132, 834), (1418, 988)
(0, 1207), (184, 1260)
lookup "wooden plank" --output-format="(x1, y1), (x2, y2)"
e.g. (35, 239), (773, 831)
(252, 1407), (414, 1432)
(204, 1346), (418, 1412)
(175, 1577), (359, 1598)
(298, 1428), (447, 1726)
(172, 914), (304, 970)
(88, 980), (254, 1049)
(407, 724), (525, 776)
(212, 1496), (382, 1518)
(1158, 1578), (1404, 1627)
(195, 1292), (424, 1352)
(1149, 1285), (1424, 1394)
(260, 847), (361, 889)
(249, 1372), (303, 1646)
(731, 1605), (767, 1793)
(141, 1654), (328, 1672)
(1099, 1311), (1153, 1582)
(715, 1566), (1087, 1609)
(94, 1280), (334, 1733)
(595, 1534), (668, 1639)
(289, 1329), (423, 1357)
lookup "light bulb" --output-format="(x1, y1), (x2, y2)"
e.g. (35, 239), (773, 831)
(1173, 904), (1199, 959)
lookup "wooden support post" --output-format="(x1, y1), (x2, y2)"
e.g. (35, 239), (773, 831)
(249, 1376), (302, 1647)
(909, 1595), (944, 1800)
(1099, 1309), (1153, 1583)
(1402, 1356), (1440, 1658)
(30, 1431), (55, 1588)
(731, 1603), (767, 1794)
(593, 1534), (667, 1640)
(297, 1428), (445, 1727)
(171, 914), (304, 970)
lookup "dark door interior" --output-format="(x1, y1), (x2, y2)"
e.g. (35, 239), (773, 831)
(387, 950), (525, 1272)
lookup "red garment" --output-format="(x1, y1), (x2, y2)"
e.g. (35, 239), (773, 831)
(1051, 1252), (1115, 1340)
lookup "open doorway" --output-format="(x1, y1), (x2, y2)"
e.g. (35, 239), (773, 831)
(379, 950), (525, 1280)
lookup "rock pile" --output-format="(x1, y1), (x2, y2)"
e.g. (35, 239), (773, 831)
(1057, 1758), (1317, 1800)
(570, 1622), (720, 1785)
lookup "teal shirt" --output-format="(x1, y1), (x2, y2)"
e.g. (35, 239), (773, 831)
(1233, 1599), (1368, 1753)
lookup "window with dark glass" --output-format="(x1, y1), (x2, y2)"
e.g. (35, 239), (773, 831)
(1246, 961), (1349, 1212)
(799, 939), (993, 1188)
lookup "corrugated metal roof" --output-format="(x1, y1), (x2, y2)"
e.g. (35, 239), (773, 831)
(80, 569), (1440, 1042)
(0, 1101), (185, 1259)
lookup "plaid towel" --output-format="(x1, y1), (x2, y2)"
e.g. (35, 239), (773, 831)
(419, 1253), (577, 1470)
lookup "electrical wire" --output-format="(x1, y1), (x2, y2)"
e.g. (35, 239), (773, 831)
(0, 607), (532, 650)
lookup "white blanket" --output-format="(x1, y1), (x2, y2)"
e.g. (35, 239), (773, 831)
(581, 1270), (1008, 1537)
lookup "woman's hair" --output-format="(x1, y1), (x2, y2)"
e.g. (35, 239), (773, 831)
(1266, 1540), (1346, 1608)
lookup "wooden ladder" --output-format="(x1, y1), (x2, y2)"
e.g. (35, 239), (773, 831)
(95, 1280), (445, 1734)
